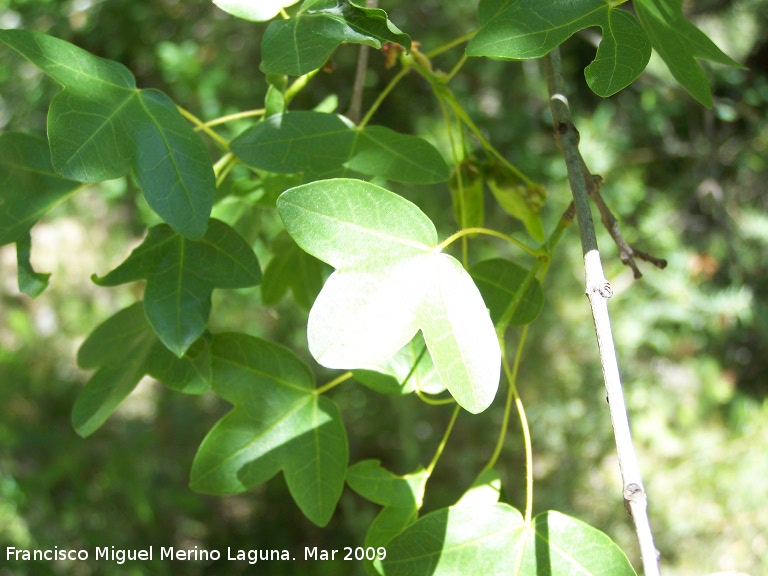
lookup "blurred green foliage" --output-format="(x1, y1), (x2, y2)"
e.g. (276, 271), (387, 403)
(1, 0), (767, 575)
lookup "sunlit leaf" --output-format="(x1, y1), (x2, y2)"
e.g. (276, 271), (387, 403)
(74, 303), (212, 437)
(212, 0), (301, 22)
(380, 506), (637, 575)
(278, 179), (500, 414)
(0, 29), (215, 238)
(93, 219), (261, 357)
(516, 511), (638, 575)
(379, 503), (526, 575)
(0, 132), (83, 296)
(634, 0), (745, 107)
(454, 468), (503, 509)
(261, 0), (411, 76)
(190, 333), (348, 527)
(467, 0), (651, 97)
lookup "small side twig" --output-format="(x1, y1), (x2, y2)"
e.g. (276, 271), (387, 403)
(568, 108), (667, 278)
(544, 47), (661, 576)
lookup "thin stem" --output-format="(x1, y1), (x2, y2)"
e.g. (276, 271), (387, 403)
(202, 109), (265, 128)
(496, 262), (542, 335)
(425, 31), (477, 58)
(315, 371), (354, 395)
(434, 90), (469, 264)
(346, 0), (378, 123)
(443, 53), (468, 84)
(426, 405), (461, 475)
(284, 68), (320, 105)
(483, 327), (534, 524)
(436, 227), (539, 257)
(177, 105), (229, 149)
(213, 152), (237, 187)
(440, 91), (537, 188)
(415, 388), (456, 406)
(545, 46), (660, 576)
(358, 65), (410, 128)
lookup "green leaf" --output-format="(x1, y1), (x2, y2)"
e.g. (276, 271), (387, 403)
(74, 303), (212, 437)
(190, 333), (348, 527)
(348, 461), (429, 575)
(0, 132), (83, 295)
(278, 179), (500, 414)
(517, 511), (638, 575)
(15, 233), (50, 297)
(261, 231), (325, 310)
(93, 219), (261, 357)
(348, 126), (450, 185)
(467, 0), (652, 97)
(347, 460), (428, 508)
(380, 506), (637, 575)
(232, 111), (355, 177)
(470, 258), (544, 327)
(231, 111), (448, 184)
(261, 0), (411, 76)
(0, 30), (215, 238)
(352, 333), (445, 396)
(487, 178), (546, 242)
(379, 503), (526, 575)
(213, 0), (301, 21)
(634, 0), (745, 107)
(365, 507), (418, 575)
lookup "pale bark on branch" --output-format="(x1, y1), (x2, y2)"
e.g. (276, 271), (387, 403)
(544, 47), (661, 576)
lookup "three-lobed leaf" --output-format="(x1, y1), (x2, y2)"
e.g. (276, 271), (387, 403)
(0, 29), (215, 238)
(515, 511), (638, 575)
(634, 0), (745, 107)
(190, 333), (348, 527)
(380, 503), (526, 575)
(278, 179), (500, 414)
(467, 0), (652, 97)
(261, 0), (411, 76)
(0, 132), (83, 296)
(74, 303), (212, 437)
(92, 219), (261, 357)
(231, 111), (449, 184)
(380, 501), (637, 576)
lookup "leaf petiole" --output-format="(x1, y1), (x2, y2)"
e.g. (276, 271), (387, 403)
(177, 105), (230, 149)
(202, 109), (266, 128)
(436, 227), (539, 257)
(424, 31), (478, 59)
(358, 65), (411, 128)
(315, 371), (354, 395)
(426, 404), (461, 475)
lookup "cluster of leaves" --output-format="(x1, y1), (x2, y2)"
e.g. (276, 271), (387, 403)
(0, 0), (742, 573)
